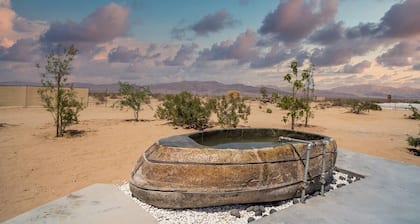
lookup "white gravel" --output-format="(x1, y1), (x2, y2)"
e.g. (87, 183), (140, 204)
(118, 169), (361, 224)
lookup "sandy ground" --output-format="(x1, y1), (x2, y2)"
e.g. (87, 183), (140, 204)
(1, 99), (419, 221)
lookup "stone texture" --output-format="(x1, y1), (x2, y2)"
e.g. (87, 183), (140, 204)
(130, 128), (337, 208)
(230, 209), (241, 218)
(248, 217), (256, 223)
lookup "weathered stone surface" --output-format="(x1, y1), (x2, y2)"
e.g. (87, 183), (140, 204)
(230, 209), (241, 218)
(337, 183), (346, 188)
(130, 128), (337, 208)
(255, 210), (263, 216)
(248, 217), (255, 223)
(247, 206), (256, 212)
(269, 209), (277, 214)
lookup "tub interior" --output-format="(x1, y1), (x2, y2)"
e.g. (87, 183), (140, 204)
(189, 129), (324, 149)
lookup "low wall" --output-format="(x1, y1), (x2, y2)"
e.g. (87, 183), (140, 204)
(0, 86), (89, 107)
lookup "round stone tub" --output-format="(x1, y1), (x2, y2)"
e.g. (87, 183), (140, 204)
(129, 128), (337, 208)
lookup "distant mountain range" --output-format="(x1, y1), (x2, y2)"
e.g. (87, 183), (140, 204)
(1, 81), (419, 100)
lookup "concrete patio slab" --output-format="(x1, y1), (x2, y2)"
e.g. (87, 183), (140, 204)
(3, 183), (158, 224)
(256, 149), (420, 224)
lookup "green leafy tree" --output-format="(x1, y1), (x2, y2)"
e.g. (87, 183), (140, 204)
(115, 82), (151, 121)
(281, 61), (310, 130)
(213, 92), (251, 128)
(155, 91), (211, 130)
(37, 44), (84, 137)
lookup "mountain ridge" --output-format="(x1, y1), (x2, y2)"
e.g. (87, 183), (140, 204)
(0, 81), (418, 100)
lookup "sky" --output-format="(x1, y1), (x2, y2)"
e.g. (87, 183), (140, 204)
(0, 0), (419, 89)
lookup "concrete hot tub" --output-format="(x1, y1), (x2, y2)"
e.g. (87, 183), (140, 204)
(129, 128), (337, 208)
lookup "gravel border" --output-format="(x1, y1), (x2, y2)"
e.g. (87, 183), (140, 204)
(119, 169), (361, 224)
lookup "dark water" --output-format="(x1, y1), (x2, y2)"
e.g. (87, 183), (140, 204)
(199, 136), (281, 149)
(189, 128), (324, 149)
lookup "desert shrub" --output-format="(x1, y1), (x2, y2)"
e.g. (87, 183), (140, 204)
(266, 108), (272, 113)
(330, 98), (357, 107)
(407, 135), (420, 156)
(152, 93), (166, 102)
(407, 105), (420, 120)
(155, 91), (211, 130)
(317, 102), (332, 109)
(114, 82), (151, 121)
(109, 93), (119, 99)
(407, 136), (420, 148)
(269, 92), (280, 104)
(205, 97), (217, 111)
(330, 99), (381, 113)
(340, 99), (382, 114)
(260, 86), (268, 99)
(91, 93), (107, 104)
(350, 101), (368, 114)
(213, 92), (251, 128)
(365, 102), (382, 111)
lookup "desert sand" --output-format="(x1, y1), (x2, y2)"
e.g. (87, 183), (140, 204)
(1, 99), (419, 221)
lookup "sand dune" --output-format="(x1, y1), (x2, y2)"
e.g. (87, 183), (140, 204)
(1, 99), (419, 221)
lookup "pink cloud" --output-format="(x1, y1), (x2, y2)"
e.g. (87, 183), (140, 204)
(197, 29), (257, 64)
(259, 0), (337, 43)
(41, 3), (130, 44)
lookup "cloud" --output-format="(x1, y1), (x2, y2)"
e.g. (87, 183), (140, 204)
(307, 0), (420, 68)
(258, 0), (337, 43)
(164, 43), (198, 66)
(341, 60), (371, 73)
(196, 29), (258, 64)
(108, 46), (142, 63)
(0, 38), (40, 62)
(0, 0), (15, 38)
(309, 22), (344, 45)
(379, 0), (420, 38)
(0, 0), (48, 46)
(171, 9), (239, 39)
(345, 0), (420, 39)
(345, 22), (381, 39)
(0, 0), (11, 8)
(13, 16), (48, 34)
(376, 40), (419, 67)
(41, 3), (130, 44)
(250, 44), (296, 68)
(191, 9), (238, 36)
(310, 38), (376, 66)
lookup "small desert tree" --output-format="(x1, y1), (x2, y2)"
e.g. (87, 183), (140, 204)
(281, 61), (310, 130)
(260, 86), (268, 99)
(37, 44), (84, 137)
(407, 105), (420, 120)
(115, 82), (151, 121)
(303, 64), (315, 127)
(213, 91), (251, 128)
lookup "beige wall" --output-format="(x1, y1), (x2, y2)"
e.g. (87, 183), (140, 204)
(0, 86), (89, 107)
